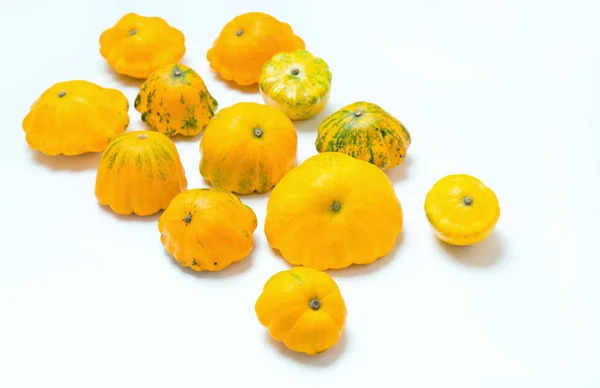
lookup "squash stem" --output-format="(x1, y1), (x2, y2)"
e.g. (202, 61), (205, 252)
(309, 299), (321, 310)
(462, 196), (474, 206)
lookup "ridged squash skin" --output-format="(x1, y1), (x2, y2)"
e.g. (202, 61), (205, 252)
(200, 102), (297, 195)
(316, 101), (411, 170)
(265, 152), (403, 270)
(158, 188), (257, 272)
(255, 267), (347, 355)
(259, 50), (332, 120)
(22, 80), (129, 156)
(424, 174), (500, 246)
(95, 130), (187, 216)
(207, 12), (305, 85)
(99, 13), (185, 79)
(135, 64), (218, 137)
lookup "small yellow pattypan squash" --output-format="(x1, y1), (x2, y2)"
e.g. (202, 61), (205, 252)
(424, 174), (500, 246)
(95, 131), (187, 216)
(135, 64), (218, 137)
(22, 80), (129, 156)
(207, 12), (305, 85)
(99, 13), (185, 79)
(265, 152), (403, 270)
(255, 267), (347, 355)
(259, 50), (332, 120)
(158, 188), (257, 272)
(200, 102), (297, 194)
(316, 101), (411, 170)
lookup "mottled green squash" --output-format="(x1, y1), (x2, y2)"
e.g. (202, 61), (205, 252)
(135, 64), (218, 137)
(315, 101), (411, 170)
(259, 49), (331, 120)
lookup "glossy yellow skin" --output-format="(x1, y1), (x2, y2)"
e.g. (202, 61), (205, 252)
(22, 80), (129, 156)
(255, 267), (347, 355)
(207, 12), (305, 85)
(158, 188), (257, 271)
(95, 131), (187, 216)
(265, 152), (403, 270)
(424, 174), (500, 246)
(259, 50), (331, 120)
(200, 102), (297, 195)
(316, 101), (411, 170)
(135, 64), (218, 137)
(100, 13), (185, 79)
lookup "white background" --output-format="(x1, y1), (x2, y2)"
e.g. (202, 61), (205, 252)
(1, 0), (599, 387)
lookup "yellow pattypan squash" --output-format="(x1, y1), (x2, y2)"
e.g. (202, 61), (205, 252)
(22, 80), (129, 156)
(95, 131), (187, 216)
(265, 152), (403, 270)
(316, 101), (411, 170)
(424, 174), (500, 246)
(255, 267), (347, 355)
(207, 12), (305, 85)
(135, 64), (218, 137)
(200, 102), (297, 195)
(158, 188), (257, 272)
(259, 49), (332, 120)
(99, 13), (185, 79)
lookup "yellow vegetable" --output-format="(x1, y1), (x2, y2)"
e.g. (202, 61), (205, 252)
(99, 13), (185, 79)
(424, 174), (500, 246)
(158, 188), (257, 271)
(95, 131), (187, 216)
(259, 50), (332, 120)
(316, 101), (411, 170)
(22, 80), (129, 156)
(265, 152), (403, 270)
(135, 63), (218, 137)
(207, 12), (305, 85)
(199, 102), (297, 194)
(255, 267), (347, 355)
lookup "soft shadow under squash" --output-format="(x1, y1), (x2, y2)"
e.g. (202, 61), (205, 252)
(292, 104), (337, 133)
(104, 63), (144, 88)
(263, 330), (348, 366)
(437, 233), (506, 269)
(385, 155), (413, 183)
(268, 233), (405, 277)
(209, 71), (259, 94)
(165, 240), (257, 279)
(97, 203), (163, 223)
(329, 232), (405, 278)
(30, 148), (102, 171)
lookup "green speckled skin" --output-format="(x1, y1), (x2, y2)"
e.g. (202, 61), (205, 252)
(315, 102), (411, 170)
(135, 64), (218, 137)
(259, 50), (331, 120)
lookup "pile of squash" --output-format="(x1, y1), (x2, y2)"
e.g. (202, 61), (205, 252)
(21, 12), (501, 356)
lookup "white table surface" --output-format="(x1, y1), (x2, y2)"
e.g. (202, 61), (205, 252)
(1, 0), (599, 387)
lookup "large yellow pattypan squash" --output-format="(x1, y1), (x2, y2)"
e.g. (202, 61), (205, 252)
(100, 13), (186, 79)
(265, 152), (403, 270)
(22, 80), (129, 156)
(207, 12), (305, 85)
